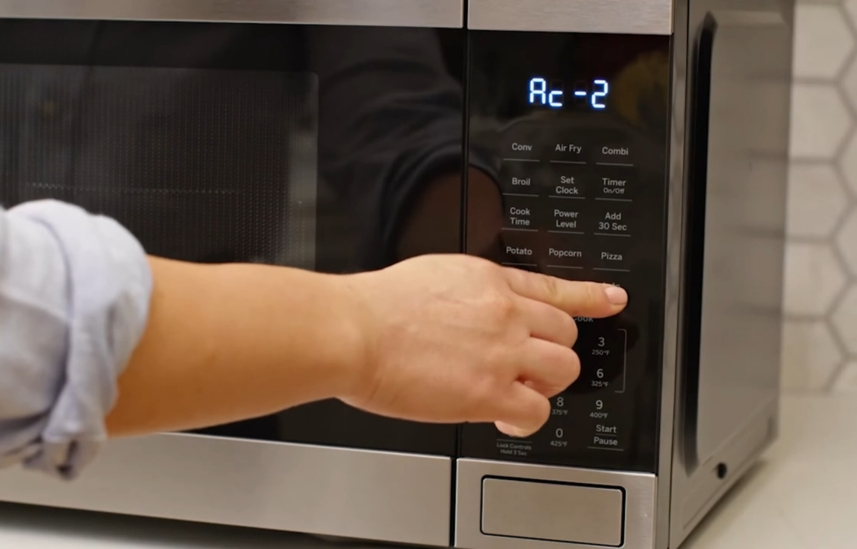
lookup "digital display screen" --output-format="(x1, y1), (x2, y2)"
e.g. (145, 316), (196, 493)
(527, 76), (609, 110)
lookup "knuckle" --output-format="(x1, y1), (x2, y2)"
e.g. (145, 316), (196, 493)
(471, 376), (496, 405)
(491, 293), (518, 323)
(585, 281), (599, 307)
(566, 350), (582, 384)
(554, 347), (580, 387)
(540, 274), (561, 304)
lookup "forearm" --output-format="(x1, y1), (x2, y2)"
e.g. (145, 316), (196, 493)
(105, 257), (366, 438)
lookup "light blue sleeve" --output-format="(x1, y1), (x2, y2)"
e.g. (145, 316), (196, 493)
(0, 199), (152, 479)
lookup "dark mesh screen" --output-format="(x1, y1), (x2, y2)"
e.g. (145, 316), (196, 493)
(0, 64), (318, 267)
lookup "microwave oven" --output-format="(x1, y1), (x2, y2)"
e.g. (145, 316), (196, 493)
(0, 1), (793, 548)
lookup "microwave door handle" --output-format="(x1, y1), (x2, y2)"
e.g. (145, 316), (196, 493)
(680, 12), (717, 472)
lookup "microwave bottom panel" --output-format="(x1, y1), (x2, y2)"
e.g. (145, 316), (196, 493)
(0, 398), (777, 549)
(0, 434), (454, 547)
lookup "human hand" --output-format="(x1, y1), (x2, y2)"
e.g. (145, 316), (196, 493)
(338, 254), (628, 438)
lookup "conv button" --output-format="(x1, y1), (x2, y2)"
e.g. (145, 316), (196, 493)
(481, 478), (624, 547)
(501, 133), (540, 161)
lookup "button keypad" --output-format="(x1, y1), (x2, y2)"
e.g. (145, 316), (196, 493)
(493, 131), (642, 457)
(495, 140), (637, 280)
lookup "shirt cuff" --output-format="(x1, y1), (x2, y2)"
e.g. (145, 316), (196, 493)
(9, 200), (152, 479)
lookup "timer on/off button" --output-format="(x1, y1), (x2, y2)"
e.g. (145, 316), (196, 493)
(596, 168), (634, 201)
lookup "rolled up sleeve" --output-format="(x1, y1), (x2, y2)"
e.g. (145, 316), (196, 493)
(0, 199), (152, 479)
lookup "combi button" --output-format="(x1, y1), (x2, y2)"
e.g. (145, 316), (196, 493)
(481, 477), (625, 547)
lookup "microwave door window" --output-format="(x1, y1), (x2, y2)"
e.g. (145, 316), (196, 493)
(0, 63), (317, 267)
(0, 21), (465, 457)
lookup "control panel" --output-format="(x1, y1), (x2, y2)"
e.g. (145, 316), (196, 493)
(461, 30), (671, 473)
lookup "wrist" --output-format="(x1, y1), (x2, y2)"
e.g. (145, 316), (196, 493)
(325, 272), (379, 403)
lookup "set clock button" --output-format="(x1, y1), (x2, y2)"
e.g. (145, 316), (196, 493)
(547, 167), (586, 198)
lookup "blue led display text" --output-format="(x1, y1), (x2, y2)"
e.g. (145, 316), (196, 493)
(528, 77), (609, 110)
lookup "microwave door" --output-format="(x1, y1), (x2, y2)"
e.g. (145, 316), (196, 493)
(674, 4), (789, 532)
(201, 23), (468, 457)
(0, 3), (466, 544)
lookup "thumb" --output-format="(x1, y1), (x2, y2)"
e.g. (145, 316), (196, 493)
(503, 269), (628, 318)
(492, 382), (551, 438)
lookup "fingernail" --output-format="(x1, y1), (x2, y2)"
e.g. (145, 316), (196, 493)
(604, 285), (628, 305)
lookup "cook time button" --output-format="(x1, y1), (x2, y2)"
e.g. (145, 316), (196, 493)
(504, 196), (543, 234)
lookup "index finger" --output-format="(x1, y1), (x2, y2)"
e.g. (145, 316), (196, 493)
(502, 268), (628, 318)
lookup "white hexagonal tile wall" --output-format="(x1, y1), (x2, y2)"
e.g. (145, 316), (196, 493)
(788, 163), (849, 237)
(789, 84), (853, 159)
(832, 285), (857, 354)
(782, 320), (843, 390)
(836, 211), (857, 275)
(793, 5), (855, 79)
(784, 242), (847, 316)
(832, 361), (857, 393)
(784, 0), (857, 396)
(841, 132), (857, 195)
(846, 0), (857, 29)
(842, 54), (857, 114)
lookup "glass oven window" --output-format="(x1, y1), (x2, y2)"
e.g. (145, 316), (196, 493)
(0, 63), (317, 269)
(0, 19), (466, 457)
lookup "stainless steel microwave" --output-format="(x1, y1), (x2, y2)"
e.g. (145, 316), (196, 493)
(0, 1), (793, 548)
